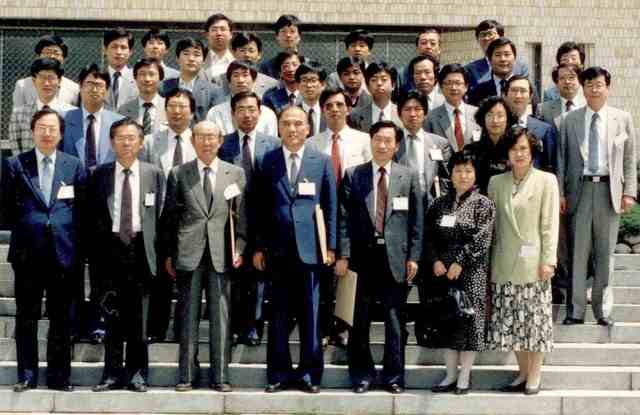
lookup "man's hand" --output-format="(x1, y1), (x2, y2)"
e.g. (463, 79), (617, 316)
(622, 195), (636, 214)
(253, 251), (266, 271)
(539, 264), (555, 281)
(560, 197), (567, 215)
(406, 261), (418, 283)
(433, 260), (447, 277)
(232, 255), (244, 269)
(446, 262), (462, 280)
(165, 257), (176, 280)
(325, 250), (336, 266)
(335, 258), (349, 277)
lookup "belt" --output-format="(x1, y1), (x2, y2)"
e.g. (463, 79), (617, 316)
(584, 175), (609, 183)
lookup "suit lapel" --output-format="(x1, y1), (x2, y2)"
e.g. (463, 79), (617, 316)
(385, 162), (402, 221)
(505, 177), (523, 239)
(186, 161), (209, 215)
(607, 109), (617, 167)
(212, 161), (231, 214)
(361, 163), (376, 226)
(437, 107), (454, 142)
(49, 155), (67, 207)
(21, 151), (48, 209)
(156, 130), (170, 171)
(106, 163), (116, 220)
(276, 150), (295, 200)
(575, 108), (588, 161)
(138, 163), (148, 221)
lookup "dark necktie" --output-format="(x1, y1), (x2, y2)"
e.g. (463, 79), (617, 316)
(203, 166), (213, 211)
(454, 108), (465, 151)
(288, 93), (296, 106)
(112, 71), (121, 108)
(588, 113), (600, 173)
(566, 100), (574, 112)
(407, 135), (419, 171)
(142, 102), (153, 135)
(42, 104), (51, 111)
(499, 79), (507, 95)
(119, 168), (134, 245)
(85, 114), (97, 167)
(289, 153), (299, 190)
(375, 166), (387, 235)
(307, 108), (315, 137)
(242, 134), (253, 176)
(331, 133), (342, 187)
(378, 109), (385, 122)
(172, 135), (183, 167)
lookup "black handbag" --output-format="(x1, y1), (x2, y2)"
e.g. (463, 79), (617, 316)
(446, 287), (476, 322)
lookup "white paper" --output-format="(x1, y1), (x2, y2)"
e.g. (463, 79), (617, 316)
(57, 185), (74, 199)
(429, 148), (443, 161)
(472, 129), (481, 142)
(440, 214), (456, 227)
(392, 197), (409, 211)
(298, 182), (316, 196)
(145, 193), (155, 206)
(224, 183), (241, 200)
(520, 243), (537, 258)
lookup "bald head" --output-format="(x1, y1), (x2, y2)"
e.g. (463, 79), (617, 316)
(192, 120), (223, 164)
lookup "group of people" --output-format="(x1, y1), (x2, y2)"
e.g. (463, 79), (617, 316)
(1, 12), (637, 397)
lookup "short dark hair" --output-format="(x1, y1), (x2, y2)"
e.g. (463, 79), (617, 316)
(34, 35), (68, 58)
(448, 148), (478, 174)
(31, 108), (65, 135)
(79, 63), (111, 89)
(294, 61), (327, 83)
(474, 95), (517, 131)
(551, 63), (582, 84)
(30, 58), (63, 78)
(364, 61), (397, 85)
(231, 32), (263, 52)
(103, 27), (134, 49)
(579, 66), (611, 87)
(231, 91), (261, 112)
(344, 29), (374, 50)
(109, 117), (144, 140)
(164, 88), (196, 113)
(503, 74), (533, 96)
(397, 90), (428, 114)
(276, 51), (303, 70)
(475, 19), (504, 39)
(133, 58), (165, 81)
(415, 27), (440, 46)
(408, 54), (440, 84)
(503, 125), (542, 159)
(142, 28), (171, 49)
(370, 120), (401, 143)
(337, 56), (365, 75)
(486, 37), (517, 59)
(176, 37), (208, 59)
(319, 87), (348, 109)
(437, 63), (469, 85)
(205, 13), (233, 32)
(274, 14), (301, 34)
(226, 60), (258, 82)
(556, 41), (585, 66)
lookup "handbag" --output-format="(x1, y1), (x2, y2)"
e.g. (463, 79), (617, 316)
(446, 287), (476, 322)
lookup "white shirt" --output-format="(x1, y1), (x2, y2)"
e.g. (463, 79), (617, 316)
(404, 128), (425, 179)
(159, 128), (196, 177)
(112, 160), (141, 233)
(372, 102), (392, 123)
(372, 159), (392, 216)
(36, 97), (60, 111)
(302, 101), (322, 136)
(236, 129), (257, 167)
(179, 76), (196, 92)
(137, 95), (162, 125)
(518, 114), (528, 127)
(583, 105), (609, 176)
(197, 157), (219, 196)
(206, 100), (278, 137)
(206, 49), (234, 79)
(35, 148), (56, 193)
(309, 126), (372, 177)
(560, 93), (586, 115)
(444, 101), (467, 136)
(81, 106), (104, 161)
(282, 145), (306, 182)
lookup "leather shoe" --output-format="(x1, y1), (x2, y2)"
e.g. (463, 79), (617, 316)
(562, 317), (584, 325)
(385, 383), (404, 394)
(498, 381), (526, 393)
(92, 379), (123, 392)
(13, 380), (35, 392)
(597, 317), (614, 327)
(524, 386), (540, 395)
(49, 383), (74, 392)
(353, 381), (370, 394)
(299, 380), (320, 394)
(128, 383), (148, 392)
(211, 383), (232, 392)
(455, 386), (470, 395)
(265, 382), (287, 393)
(175, 382), (192, 392)
(90, 332), (105, 345)
(431, 382), (457, 393)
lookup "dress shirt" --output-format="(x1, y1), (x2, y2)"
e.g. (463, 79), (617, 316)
(197, 157), (219, 195)
(518, 114), (528, 127)
(207, 100), (278, 137)
(285, 88), (300, 104)
(493, 74), (512, 97)
(302, 101), (321, 136)
(112, 160), (141, 233)
(372, 102), (393, 122)
(582, 105), (609, 176)
(160, 128), (196, 177)
(316, 127), (346, 161)
(81, 106), (103, 159)
(36, 97), (60, 111)
(137, 95), (161, 125)
(206, 49), (234, 78)
(444, 101), (467, 136)
(108, 66), (131, 95)
(560, 93), (586, 115)
(237, 129), (257, 167)
(372, 159), (392, 216)
(403, 128), (425, 178)
(35, 148), (56, 194)
(178, 76), (196, 92)
(283, 145), (306, 182)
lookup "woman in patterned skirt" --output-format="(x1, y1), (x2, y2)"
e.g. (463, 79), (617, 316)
(487, 126), (560, 395)
(423, 150), (495, 394)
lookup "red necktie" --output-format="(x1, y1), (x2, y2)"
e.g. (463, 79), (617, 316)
(454, 108), (465, 151)
(375, 167), (387, 235)
(331, 133), (342, 187)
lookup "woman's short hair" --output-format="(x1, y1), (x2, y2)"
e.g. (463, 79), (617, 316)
(448, 148), (478, 174)
(474, 96), (517, 131)
(503, 125), (542, 159)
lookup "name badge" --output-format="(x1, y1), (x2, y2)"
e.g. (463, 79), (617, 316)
(57, 185), (74, 199)
(472, 130), (482, 142)
(224, 183), (241, 200)
(298, 182), (316, 196)
(520, 242), (537, 258)
(429, 148), (443, 161)
(440, 215), (456, 227)
(392, 197), (409, 211)
(145, 193), (155, 206)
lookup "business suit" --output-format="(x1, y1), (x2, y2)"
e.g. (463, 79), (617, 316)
(159, 77), (225, 122)
(350, 103), (402, 134)
(468, 75), (541, 113)
(88, 161), (164, 387)
(338, 161), (423, 387)
(141, 128), (197, 177)
(464, 57), (529, 90)
(2, 149), (87, 388)
(161, 158), (247, 386)
(8, 101), (76, 156)
(257, 56), (281, 80)
(539, 95), (586, 132)
(424, 103), (480, 152)
(262, 86), (300, 115)
(525, 115), (558, 174)
(105, 66), (138, 111)
(117, 95), (167, 136)
(256, 145), (337, 386)
(299, 103), (328, 137)
(12, 76), (79, 109)
(160, 62), (180, 81)
(558, 106), (637, 320)
(207, 100), (278, 137)
(211, 72), (280, 98)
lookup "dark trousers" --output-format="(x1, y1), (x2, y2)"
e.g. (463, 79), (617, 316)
(318, 266), (338, 339)
(348, 245), (406, 387)
(147, 268), (177, 340)
(100, 234), (151, 385)
(230, 265), (263, 337)
(14, 254), (72, 387)
(267, 254), (323, 385)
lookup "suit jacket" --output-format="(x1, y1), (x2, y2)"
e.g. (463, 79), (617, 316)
(543, 84), (560, 103)
(12, 76), (79, 109)
(161, 158), (248, 273)
(141, 128), (197, 177)
(160, 62), (180, 81)
(1, 150), (87, 270)
(159, 77), (225, 122)
(262, 86), (300, 115)
(464, 56), (529, 89)
(424, 103), (480, 151)
(488, 168), (559, 285)
(62, 107), (124, 167)
(468, 75), (540, 112)
(211, 72), (280, 98)
(539, 98), (564, 131)
(349, 102), (402, 134)
(207, 100), (278, 137)
(299, 103), (327, 137)
(525, 115), (557, 173)
(557, 106), (637, 215)
(88, 161), (165, 277)
(307, 127), (372, 177)
(105, 66), (138, 111)
(257, 56), (280, 80)
(255, 146), (337, 265)
(338, 161), (423, 283)
(117, 95), (167, 135)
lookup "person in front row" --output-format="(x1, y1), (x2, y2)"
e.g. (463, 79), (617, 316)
(161, 121), (247, 392)
(336, 121), (423, 394)
(90, 118), (165, 393)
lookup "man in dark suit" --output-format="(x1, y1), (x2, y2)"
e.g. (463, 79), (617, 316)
(398, 27), (442, 94)
(296, 61), (328, 137)
(219, 91), (280, 346)
(258, 15), (302, 79)
(2, 108), (88, 392)
(262, 51), (302, 115)
(90, 118), (164, 393)
(336, 120), (423, 394)
(254, 106), (337, 394)
(162, 121), (247, 392)
(335, 57), (371, 112)
(325, 30), (373, 92)
(350, 61), (402, 133)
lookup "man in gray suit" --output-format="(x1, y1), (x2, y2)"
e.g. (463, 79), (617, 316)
(296, 61), (328, 137)
(162, 121), (247, 392)
(350, 61), (402, 133)
(540, 63), (585, 131)
(558, 67), (637, 327)
(89, 118), (165, 393)
(118, 58), (166, 136)
(103, 28), (139, 111)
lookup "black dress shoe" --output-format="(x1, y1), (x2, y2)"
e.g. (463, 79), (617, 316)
(562, 317), (584, 325)
(13, 380), (35, 392)
(175, 382), (192, 392)
(211, 383), (232, 392)
(353, 381), (370, 394)
(265, 382), (287, 393)
(49, 383), (74, 392)
(128, 383), (148, 392)
(597, 317), (614, 327)
(498, 381), (526, 393)
(92, 379), (123, 392)
(385, 383), (404, 394)
(330, 333), (348, 348)
(431, 382), (457, 393)
(299, 380), (320, 394)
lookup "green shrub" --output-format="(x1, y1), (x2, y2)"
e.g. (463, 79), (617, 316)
(619, 204), (640, 238)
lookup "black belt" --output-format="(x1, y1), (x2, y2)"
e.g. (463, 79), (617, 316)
(584, 175), (609, 182)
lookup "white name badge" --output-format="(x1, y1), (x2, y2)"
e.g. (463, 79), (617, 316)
(145, 193), (155, 206)
(224, 183), (241, 200)
(57, 185), (74, 199)
(520, 242), (537, 258)
(440, 215), (456, 227)
(429, 148), (443, 161)
(393, 197), (409, 211)
(472, 130), (482, 142)
(298, 182), (316, 196)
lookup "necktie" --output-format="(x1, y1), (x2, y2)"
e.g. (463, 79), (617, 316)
(588, 113), (600, 174)
(288, 93), (296, 106)
(85, 114), (97, 167)
(119, 168), (133, 245)
(566, 100), (574, 112)
(454, 108), (465, 151)
(203, 166), (214, 211)
(407, 135), (419, 171)
(112, 71), (121, 108)
(142, 102), (153, 135)
(499, 79), (507, 95)
(331, 133), (342, 187)
(378, 110), (385, 122)
(41, 157), (53, 206)
(172, 135), (183, 167)
(242, 134), (253, 175)
(42, 104), (51, 111)
(289, 153), (299, 190)
(307, 108), (315, 137)
(375, 166), (387, 235)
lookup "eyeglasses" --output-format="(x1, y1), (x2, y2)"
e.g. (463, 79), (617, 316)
(442, 81), (465, 88)
(478, 30), (499, 39)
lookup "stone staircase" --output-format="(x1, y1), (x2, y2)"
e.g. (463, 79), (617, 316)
(1, 236), (640, 414)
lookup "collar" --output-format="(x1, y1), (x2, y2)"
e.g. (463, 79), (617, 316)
(302, 101), (321, 113)
(403, 128), (425, 141)
(208, 49), (234, 63)
(444, 101), (464, 116)
(372, 159), (392, 173)
(35, 148), (57, 165)
(108, 66), (128, 77)
(82, 106), (103, 120)
(586, 104), (608, 121)
(518, 114), (528, 126)
(116, 159), (139, 176)
(237, 129), (257, 141)
(197, 157), (219, 173)
(36, 97), (58, 110)
(283, 144), (305, 161)
(138, 94), (161, 107)
(327, 125), (349, 138)
(168, 127), (191, 141)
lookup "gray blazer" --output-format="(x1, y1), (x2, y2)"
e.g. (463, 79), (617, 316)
(540, 98), (563, 131)
(161, 158), (247, 273)
(424, 103), (480, 152)
(350, 102), (402, 134)
(117, 96), (167, 135)
(105, 66), (139, 111)
(558, 106), (637, 215)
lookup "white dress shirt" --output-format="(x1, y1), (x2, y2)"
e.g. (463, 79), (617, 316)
(283, 145), (306, 182)
(444, 101), (467, 136)
(372, 102), (393, 122)
(112, 160), (141, 233)
(403, 128), (426, 179)
(178, 76), (196, 92)
(310, 126), (372, 177)
(35, 148), (56, 194)
(206, 49), (234, 79)
(159, 128), (197, 177)
(206, 100), (278, 137)
(302, 101), (322, 136)
(372, 159), (392, 215)
(582, 105), (609, 176)
(197, 157), (219, 196)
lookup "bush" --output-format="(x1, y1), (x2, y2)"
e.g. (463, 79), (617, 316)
(619, 204), (640, 238)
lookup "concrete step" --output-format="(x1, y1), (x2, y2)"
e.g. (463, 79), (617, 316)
(615, 254), (640, 270)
